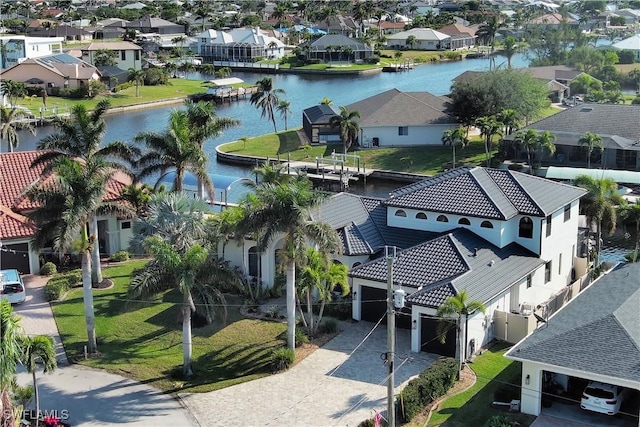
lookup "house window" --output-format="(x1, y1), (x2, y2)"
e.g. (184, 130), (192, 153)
(558, 253), (562, 274)
(416, 212), (427, 220)
(121, 221), (131, 230)
(398, 126), (408, 136)
(519, 217), (533, 238)
(526, 274), (532, 289)
(248, 246), (261, 278)
(352, 262), (362, 269)
(546, 215), (552, 237)
(480, 221), (493, 229)
(395, 209), (407, 217)
(458, 218), (470, 225)
(436, 215), (448, 223)
(135, 50), (140, 60)
(564, 204), (571, 222)
(120, 50), (126, 61)
(545, 261), (552, 283)
(201, 38), (206, 43)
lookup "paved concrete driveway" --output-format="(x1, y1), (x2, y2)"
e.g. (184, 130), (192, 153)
(180, 321), (438, 427)
(14, 274), (198, 427)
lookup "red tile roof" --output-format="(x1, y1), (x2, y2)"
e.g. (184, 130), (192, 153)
(0, 206), (35, 239)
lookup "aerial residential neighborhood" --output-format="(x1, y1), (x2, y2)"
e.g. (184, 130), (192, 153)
(1, 1), (640, 427)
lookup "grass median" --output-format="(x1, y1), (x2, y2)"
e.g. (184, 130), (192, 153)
(51, 260), (286, 393)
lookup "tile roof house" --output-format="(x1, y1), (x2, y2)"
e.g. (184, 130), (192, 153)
(503, 104), (640, 171)
(506, 262), (640, 422)
(0, 151), (134, 274)
(343, 88), (458, 147)
(223, 166), (587, 359)
(386, 28), (452, 51)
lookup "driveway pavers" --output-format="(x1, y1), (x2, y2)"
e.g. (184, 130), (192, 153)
(180, 321), (437, 427)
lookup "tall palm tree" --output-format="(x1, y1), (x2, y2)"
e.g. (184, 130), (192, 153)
(501, 36), (519, 68)
(496, 109), (520, 137)
(573, 175), (624, 267)
(629, 68), (640, 93)
(134, 109), (214, 198)
(536, 130), (556, 164)
(128, 68), (145, 98)
(250, 77), (285, 133)
(20, 335), (56, 423)
(474, 116), (503, 167)
(441, 126), (468, 169)
(276, 100), (291, 131)
(578, 132), (603, 169)
(514, 129), (539, 173)
(24, 157), (133, 354)
(320, 97), (333, 106)
(249, 161), (290, 187)
(236, 178), (341, 349)
(0, 300), (22, 427)
(329, 106), (360, 155)
(298, 248), (348, 337)
(0, 106), (36, 153)
(436, 291), (486, 373)
(619, 201), (640, 262)
(476, 16), (500, 55)
(406, 35), (417, 50)
(32, 99), (138, 286)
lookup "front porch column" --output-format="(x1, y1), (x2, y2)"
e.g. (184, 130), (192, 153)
(411, 311), (420, 353)
(352, 283), (361, 321)
(520, 364), (542, 416)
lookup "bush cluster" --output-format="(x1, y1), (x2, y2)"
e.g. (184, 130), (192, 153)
(269, 348), (295, 373)
(44, 271), (82, 302)
(396, 357), (459, 423)
(39, 262), (57, 276)
(295, 328), (309, 347)
(109, 250), (130, 262)
(320, 299), (352, 320)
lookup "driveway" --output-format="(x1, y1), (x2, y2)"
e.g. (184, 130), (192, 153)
(13, 274), (198, 427)
(180, 321), (438, 427)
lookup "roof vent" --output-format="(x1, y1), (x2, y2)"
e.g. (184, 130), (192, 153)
(580, 107), (593, 113)
(489, 260), (495, 267)
(473, 248), (478, 257)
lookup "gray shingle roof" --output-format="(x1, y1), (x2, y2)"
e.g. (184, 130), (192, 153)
(303, 105), (339, 124)
(344, 88), (455, 127)
(353, 228), (543, 308)
(386, 166), (586, 219)
(507, 262), (640, 384)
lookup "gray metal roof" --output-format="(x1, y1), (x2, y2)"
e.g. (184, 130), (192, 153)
(386, 166), (586, 219)
(353, 228), (543, 308)
(507, 262), (640, 384)
(302, 105), (339, 125)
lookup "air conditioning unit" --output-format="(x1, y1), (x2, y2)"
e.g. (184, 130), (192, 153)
(520, 303), (533, 316)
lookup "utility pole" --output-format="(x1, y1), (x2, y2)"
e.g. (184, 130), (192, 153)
(386, 246), (396, 427)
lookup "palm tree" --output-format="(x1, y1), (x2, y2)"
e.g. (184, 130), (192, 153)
(501, 36), (519, 68)
(298, 248), (348, 337)
(476, 16), (500, 55)
(20, 335), (56, 423)
(201, 63), (216, 76)
(514, 129), (539, 173)
(129, 193), (239, 377)
(406, 35), (417, 50)
(573, 175), (624, 267)
(436, 291), (486, 373)
(629, 68), (640, 93)
(578, 132), (603, 169)
(134, 109), (214, 199)
(441, 127), (468, 169)
(496, 109), (520, 136)
(0, 106), (36, 152)
(0, 80), (26, 106)
(236, 178), (341, 349)
(32, 99), (139, 287)
(619, 201), (640, 262)
(536, 130), (556, 164)
(128, 68), (145, 98)
(276, 100), (291, 131)
(474, 116), (503, 167)
(329, 106), (360, 155)
(250, 77), (285, 133)
(320, 97), (333, 106)
(0, 300), (22, 427)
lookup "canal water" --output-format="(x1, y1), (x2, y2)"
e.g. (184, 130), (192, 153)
(16, 52), (531, 199)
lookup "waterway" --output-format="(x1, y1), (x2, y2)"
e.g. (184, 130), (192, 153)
(16, 52), (532, 199)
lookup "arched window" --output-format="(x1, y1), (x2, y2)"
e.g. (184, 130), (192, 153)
(416, 212), (427, 220)
(333, 260), (343, 265)
(395, 210), (407, 217)
(248, 246), (261, 278)
(519, 217), (533, 238)
(436, 215), (449, 223)
(458, 218), (471, 226)
(480, 221), (493, 229)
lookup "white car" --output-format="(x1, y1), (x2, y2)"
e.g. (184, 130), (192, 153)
(0, 269), (26, 304)
(581, 381), (627, 415)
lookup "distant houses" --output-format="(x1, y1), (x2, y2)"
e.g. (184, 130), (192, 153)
(196, 27), (285, 62)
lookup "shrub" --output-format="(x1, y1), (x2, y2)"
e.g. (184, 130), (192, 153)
(319, 318), (338, 334)
(625, 251), (639, 262)
(358, 418), (376, 427)
(365, 56), (380, 64)
(397, 357), (459, 423)
(115, 81), (133, 92)
(632, 96), (640, 105)
(269, 348), (295, 372)
(295, 328), (309, 347)
(321, 299), (352, 320)
(483, 415), (512, 427)
(44, 280), (68, 301)
(39, 262), (57, 276)
(109, 250), (130, 262)
(266, 305), (281, 319)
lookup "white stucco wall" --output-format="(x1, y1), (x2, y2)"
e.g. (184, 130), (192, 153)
(540, 200), (580, 287)
(361, 124), (456, 147)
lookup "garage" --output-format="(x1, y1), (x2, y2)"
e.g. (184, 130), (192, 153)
(420, 316), (455, 357)
(359, 286), (412, 329)
(538, 371), (639, 427)
(0, 243), (30, 274)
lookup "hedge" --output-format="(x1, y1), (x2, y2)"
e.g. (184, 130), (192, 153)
(396, 357), (459, 423)
(44, 270), (82, 301)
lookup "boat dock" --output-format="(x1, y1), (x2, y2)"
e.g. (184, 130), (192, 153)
(282, 154), (372, 190)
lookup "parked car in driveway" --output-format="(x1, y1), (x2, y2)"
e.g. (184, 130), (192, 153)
(581, 381), (628, 415)
(0, 269), (26, 304)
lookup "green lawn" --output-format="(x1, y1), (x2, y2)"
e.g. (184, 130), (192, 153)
(51, 260), (286, 393)
(15, 78), (209, 115)
(428, 343), (536, 427)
